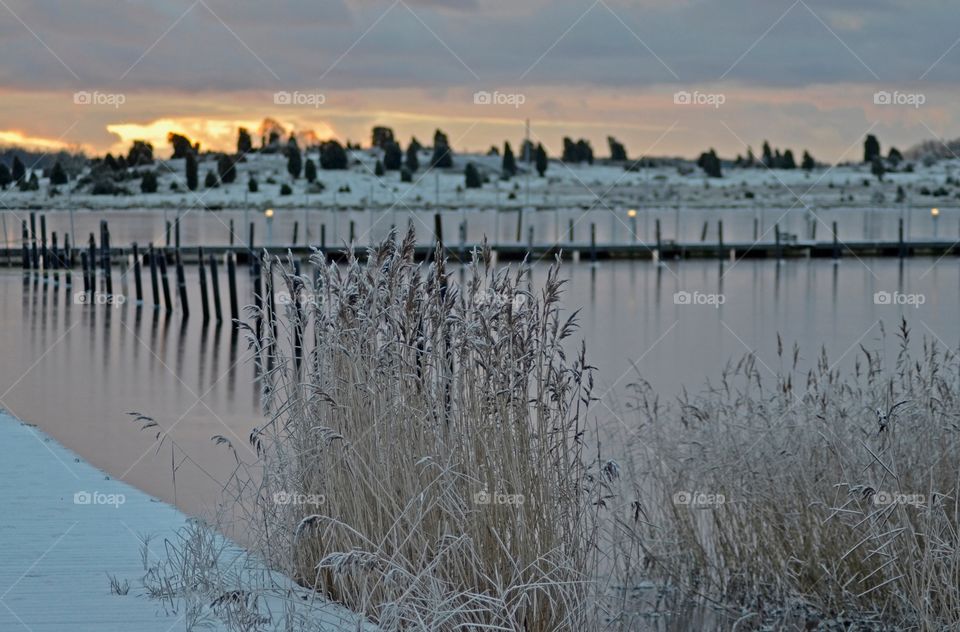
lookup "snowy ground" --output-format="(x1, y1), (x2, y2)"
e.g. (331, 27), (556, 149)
(6, 149), (960, 212)
(0, 410), (371, 632)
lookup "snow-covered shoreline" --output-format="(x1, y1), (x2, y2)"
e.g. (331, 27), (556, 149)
(0, 410), (369, 631)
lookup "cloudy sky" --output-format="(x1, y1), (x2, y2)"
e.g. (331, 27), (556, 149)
(0, 0), (956, 160)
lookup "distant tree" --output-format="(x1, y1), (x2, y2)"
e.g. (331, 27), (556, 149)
(431, 129), (453, 168)
(697, 149), (722, 178)
(464, 163), (482, 188)
(801, 150), (816, 171)
(773, 149), (783, 169)
(761, 141), (773, 168)
(140, 171), (158, 193)
(286, 143), (302, 179)
(371, 126), (395, 148)
(0, 163), (11, 189)
(502, 142), (517, 177)
(103, 153), (119, 171)
(237, 127), (253, 154)
(50, 161), (68, 185)
(607, 136), (628, 161)
(745, 146), (756, 167)
(577, 139), (594, 164)
(20, 172), (39, 191)
(204, 170), (219, 188)
(319, 141), (348, 170)
(383, 141), (402, 170)
(127, 140), (154, 166)
(535, 143), (548, 177)
(185, 152), (198, 191)
(248, 176), (258, 193)
(782, 149), (797, 170)
(304, 158), (317, 183)
(408, 137), (423, 154)
(11, 156), (25, 184)
(487, 145), (500, 156)
(871, 156), (886, 181)
(562, 138), (593, 164)
(280, 183), (292, 196)
(405, 143), (419, 172)
(888, 146), (903, 167)
(217, 154), (237, 184)
(375, 160), (385, 177)
(562, 137), (577, 162)
(864, 134), (881, 163)
(167, 132), (195, 159)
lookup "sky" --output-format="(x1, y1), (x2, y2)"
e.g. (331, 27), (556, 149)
(0, 0), (957, 161)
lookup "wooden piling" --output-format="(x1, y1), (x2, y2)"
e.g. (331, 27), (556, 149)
(775, 224), (782, 260)
(568, 218), (575, 243)
(753, 217), (759, 241)
(292, 221), (299, 246)
(209, 253), (223, 323)
(320, 224), (326, 251)
(148, 245), (160, 307)
(165, 221), (172, 247)
(21, 221), (29, 270)
(832, 221), (840, 260)
(176, 249), (189, 317)
(898, 218), (906, 258)
(655, 219), (662, 254)
(40, 215), (48, 276)
(433, 213), (443, 256)
(590, 223), (597, 263)
(197, 247), (210, 322)
(101, 220), (113, 296)
(81, 252), (90, 294)
(29, 212), (38, 270)
(229, 219), (235, 246)
(158, 251), (172, 312)
(132, 242), (143, 303)
(717, 220), (724, 259)
(349, 220), (356, 244)
(701, 221), (709, 242)
(87, 233), (96, 291)
(227, 252), (239, 324)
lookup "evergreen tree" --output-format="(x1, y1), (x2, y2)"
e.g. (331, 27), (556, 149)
(697, 149), (722, 178)
(535, 143), (548, 177)
(502, 142), (517, 177)
(431, 129), (453, 168)
(405, 143), (419, 172)
(248, 176), (258, 193)
(140, 171), (158, 193)
(745, 147), (756, 167)
(319, 141), (348, 170)
(375, 160), (385, 177)
(304, 158), (317, 183)
(864, 134), (881, 163)
(127, 140), (154, 166)
(280, 183), (292, 196)
(167, 132), (195, 159)
(871, 156), (885, 181)
(383, 142), (402, 170)
(464, 163), (482, 188)
(50, 161), (68, 185)
(520, 139), (535, 163)
(286, 143), (302, 179)
(11, 156), (25, 184)
(204, 170), (218, 188)
(607, 136), (628, 161)
(576, 139), (594, 164)
(0, 163), (11, 189)
(888, 147), (903, 166)
(801, 150), (816, 171)
(20, 172), (39, 191)
(217, 154), (237, 184)
(185, 152), (198, 191)
(782, 149), (797, 170)
(237, 127), (253, 154)
(761, 141), (773, 168)
(371, 126), (395, 148)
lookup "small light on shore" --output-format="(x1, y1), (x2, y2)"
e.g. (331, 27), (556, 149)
(931, 207), (940, 217)
(265, 208), (275, 219)
(627, 209), (637, 218)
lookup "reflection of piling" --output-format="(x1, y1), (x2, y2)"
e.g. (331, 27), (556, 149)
(165, 221), (172, 247)
(227, 252), (239, 324)
(21, 221), (29, 271)
(100, 220), (113, 296)
(81, 252), (90, 293)
(63, 234), (72, 287)
(158, 252), (172, 313)
(132, 242), (143, 303)
(198, 247), (210, 322)
(149, 244), (160, 307)
(209, 253), (223, 323)
(176, 249), (189, 318)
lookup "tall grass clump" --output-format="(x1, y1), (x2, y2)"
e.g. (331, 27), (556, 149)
(239, 229), (609, 630)
(619, 319), (960, 628)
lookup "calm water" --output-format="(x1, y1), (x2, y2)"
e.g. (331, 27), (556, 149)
(0, 255), (956, 519)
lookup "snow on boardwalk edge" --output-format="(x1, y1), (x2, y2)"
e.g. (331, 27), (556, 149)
(0, 411), (371, 632)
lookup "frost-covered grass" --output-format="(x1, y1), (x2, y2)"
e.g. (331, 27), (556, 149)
(613, 320), (960, 629)
(227, 229), (614, 630)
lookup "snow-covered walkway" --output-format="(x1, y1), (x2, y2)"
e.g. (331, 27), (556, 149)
(0, 411), (367, 631)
